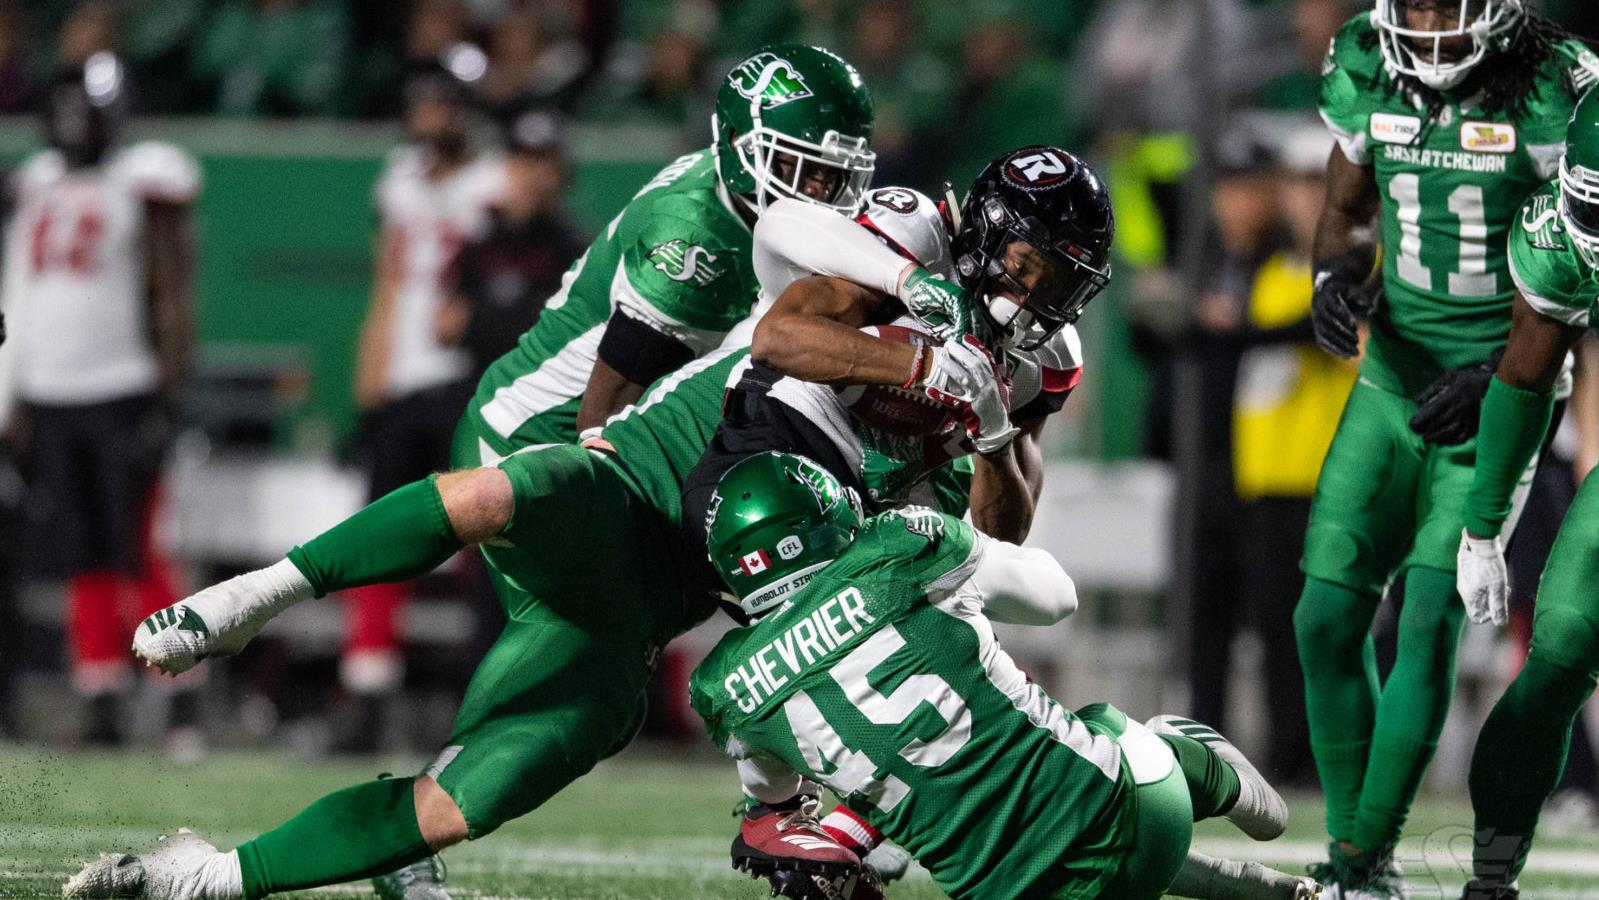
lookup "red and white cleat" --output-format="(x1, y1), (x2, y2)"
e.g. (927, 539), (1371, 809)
(732, 796), (871, 899)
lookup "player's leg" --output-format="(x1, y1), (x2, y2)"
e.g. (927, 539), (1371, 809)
(1295, 381), (1420, 843)
(1466, 473), (1599, 889)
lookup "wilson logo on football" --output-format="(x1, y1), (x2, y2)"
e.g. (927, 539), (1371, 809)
(729, 53), (813, 109)
(1004, 150), (1070, 187)
(648, 240), (724, 285)
(740, 549), (772, 576)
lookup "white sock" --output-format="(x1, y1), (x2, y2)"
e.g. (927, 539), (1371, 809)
(193, 850), (243, 900)
(1168, 850), (1308, 900)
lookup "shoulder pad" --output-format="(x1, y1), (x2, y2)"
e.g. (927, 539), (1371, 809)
(11, 150), (65, 198)
(1509, 186), (1590, 326)
(113, 141), (201, 202)
(856, 187), (954, 279)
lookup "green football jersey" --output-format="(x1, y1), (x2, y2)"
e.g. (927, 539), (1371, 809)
(467, 149), (757, 450)
(1508, 182), (1599, 329)
(1319, 14), (1598, 395)
(691, 510), (1132, 900)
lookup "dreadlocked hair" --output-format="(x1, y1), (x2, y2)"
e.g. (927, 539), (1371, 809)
(1358, 6), (1594, 120)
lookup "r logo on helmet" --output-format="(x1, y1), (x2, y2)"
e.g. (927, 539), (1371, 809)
(1004, 150), (1072, 189)
(729, 52), (814, 109)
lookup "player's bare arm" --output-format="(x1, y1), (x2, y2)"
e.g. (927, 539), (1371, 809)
(143, 198), (195, 398)
(752, 274), (919, 386)
(575, 360), (649, 432)
(1310, 148), (1380, 358)
(354, 229), (402, 410)
(968, 415), (1045, 543)
(1493, 291), (1585, 396)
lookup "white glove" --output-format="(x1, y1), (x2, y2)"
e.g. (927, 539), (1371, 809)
(1457, 529), (1509, 627)
(923, 336), (1018, 455)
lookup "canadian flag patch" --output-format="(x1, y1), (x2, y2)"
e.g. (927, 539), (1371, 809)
(740, 549), (772, 576)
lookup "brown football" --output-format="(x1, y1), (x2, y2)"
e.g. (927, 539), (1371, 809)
(834, 324), (962, 436)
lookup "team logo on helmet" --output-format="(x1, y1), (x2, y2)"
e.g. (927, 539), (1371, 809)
(1002, 149), (1073, 190)
(870, 188), (920, 213)
(729, 52), (814, 109)
(648, 240), (725, 285)
(795, 458), (844, 512)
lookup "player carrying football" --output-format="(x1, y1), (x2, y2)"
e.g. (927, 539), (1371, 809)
(692, 451), (1317, 900)
(1449, 88), (1599, 900)
(1300, 2), (1596, 893)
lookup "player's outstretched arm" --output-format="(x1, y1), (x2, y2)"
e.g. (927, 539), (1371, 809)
(957, 533), (1077, 626)
(968, 417), (1046, 542)
(134, 469), (510, 674)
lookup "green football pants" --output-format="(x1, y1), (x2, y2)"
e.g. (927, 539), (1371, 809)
(427, 443), (686, 837)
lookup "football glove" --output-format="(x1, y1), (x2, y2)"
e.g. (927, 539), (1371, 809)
(1457, 529), (1509, 627)
(899, 268), (973, 342)
(1408, 348), (1505, 445)
(1310, 262), (1376, 359)
(923, 337), (1018, 455)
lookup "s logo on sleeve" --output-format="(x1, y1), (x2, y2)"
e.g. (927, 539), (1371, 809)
(649, 240), (726, 285)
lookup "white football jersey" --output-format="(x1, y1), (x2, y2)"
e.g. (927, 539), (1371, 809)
(373, 147), (506, 398)
(0, 141), (200, 406)
(735, 186), (1084, 504)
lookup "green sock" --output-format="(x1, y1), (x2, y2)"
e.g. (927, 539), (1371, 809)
(287, 476), (462, 597)
(237, 776), (431, 899)
(1352, 566), (1463, 851)
(1159, 733), (1241, 821)
(1469, 655), (1598, 883)
(1294, 576), (1381, 841)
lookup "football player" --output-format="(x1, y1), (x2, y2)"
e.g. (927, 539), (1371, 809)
(693, 452), (1317, 900)
(70, 159), (1095, 900)
(342, 45), (506, 736)
(0, 53), (199, 745)
(1451, 89), (1599, 900)
(1299, 2), (1597, 892)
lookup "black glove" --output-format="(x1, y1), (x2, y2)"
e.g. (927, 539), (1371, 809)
(1311, 261), (1376, 359)
(1408, 347), (1506, 445)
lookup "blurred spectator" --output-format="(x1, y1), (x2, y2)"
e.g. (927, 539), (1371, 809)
(439, 109), (587, 379)
(117, 0), (210, 113)
(581, 28), (707, 127)
(847, 0), (950, 188)
(352, 0), (472, 119)
(1229, 121), (1354, 785)
(929, 7), (1074, 186)
(56, 0), (116, 67)
(0, 2), (32, 113)
(0, 56), (201, 748)
(478, 0), (618, 119)
(1255, 0), (1355, 110)
(345, 57), (505, 750)
(191, 0), (350, 118)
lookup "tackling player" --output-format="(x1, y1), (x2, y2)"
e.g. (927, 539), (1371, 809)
(0, 54), (199, 746)
(1451, 89), (1599, 900)
(1300, 2), (1596, 892)
(456, 41), (875, 471)
(693, 452), (1314, 900)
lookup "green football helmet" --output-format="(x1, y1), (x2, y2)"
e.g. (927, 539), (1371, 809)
(1560, 88), (1599, 270)
(705, 452), (863, 618)
(713, 43), (875, 215)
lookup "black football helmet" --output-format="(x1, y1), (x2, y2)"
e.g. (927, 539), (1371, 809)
(43, 52), (128, 169)
(952, 146), (1113, 350)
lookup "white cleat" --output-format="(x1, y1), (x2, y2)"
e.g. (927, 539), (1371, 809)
(132, 577), (275, 675)
(64, 830), (224, 900)
(1146, 714), (1289, 841)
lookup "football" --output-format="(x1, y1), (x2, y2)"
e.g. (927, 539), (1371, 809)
(834, 323), (962, 436)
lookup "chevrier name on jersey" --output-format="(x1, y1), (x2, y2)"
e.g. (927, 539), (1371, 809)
(723, 586), (877, 712)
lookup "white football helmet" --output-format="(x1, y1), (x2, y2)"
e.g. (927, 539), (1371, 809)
(1372, 0), (1523, 90)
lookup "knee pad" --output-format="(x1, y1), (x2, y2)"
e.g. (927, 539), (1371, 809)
(1293, 579), (1374, 649)
(1529, 606), (1599, 678)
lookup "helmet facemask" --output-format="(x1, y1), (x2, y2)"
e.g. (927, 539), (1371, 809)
(1372, 0), (1522, 90)
(727, 107), (874, 215)
(961, 199), (1110, 351)
(1559, 156), (1599, 271)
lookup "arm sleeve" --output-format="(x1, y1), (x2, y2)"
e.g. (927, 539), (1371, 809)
(955, 533), (1078, 626)
(596, 306), (697, 386)
(752, 197), (909, 299)
(1462, 378), (1554, 538)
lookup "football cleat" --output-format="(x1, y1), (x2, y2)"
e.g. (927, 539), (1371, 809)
(132, 575), (279, 675)
(733, 796), (867, 900)
(63, 829), (224, 900)
(1145, 714), (1288, 841)
(1306, 845), (1406, 900)
(372, 855), (450, 900)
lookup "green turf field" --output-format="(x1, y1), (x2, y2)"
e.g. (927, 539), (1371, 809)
(3, 744), (1598, 899)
